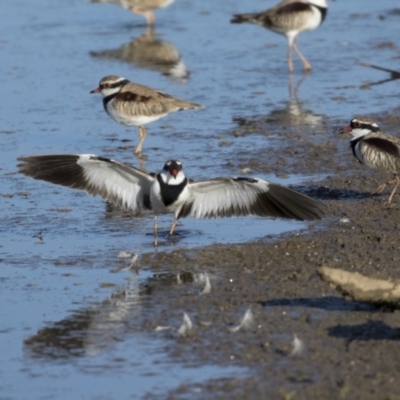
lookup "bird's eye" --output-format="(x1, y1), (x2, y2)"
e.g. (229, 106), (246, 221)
(103, 83), (109, 88)
(352, 121), (361, 128)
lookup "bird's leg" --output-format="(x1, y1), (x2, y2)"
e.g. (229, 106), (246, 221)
(287, 46), (294, 73)
(131, 7), (155, 25)
(374, 177), (398, 195)
(373, 182), (387, 195)
(292, 40), (312, 72)
(169, 219), (178, 236)
(153, 215), (158, 246)
(385, 176), (400, 205)
(135, 126), (147, 155)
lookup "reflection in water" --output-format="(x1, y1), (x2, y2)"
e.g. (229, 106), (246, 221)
(142, 271), (209, 296)
(24, 280), (141, 358)
(359, 62), (400, 89)
(234, 73), (325, 130)
(104, 200), (141, 220)
(90, 27), (188, 82)
(90, 0), (175, 26)
(266, 100), (324, 128)
(23, 271), (208, 359)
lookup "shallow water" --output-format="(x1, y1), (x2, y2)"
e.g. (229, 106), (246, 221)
(1, 0), (400, 398)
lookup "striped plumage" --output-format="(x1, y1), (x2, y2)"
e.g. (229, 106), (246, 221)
(91, 75), (203, 154)
(17, 155), (325, 245)
(231, 0), (328, 72)
(341, 117), (400, 205)
(90, 0), (174, 25)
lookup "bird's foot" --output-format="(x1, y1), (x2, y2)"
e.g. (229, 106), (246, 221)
(385, 182), (400, 206)
(373, 183), (386, 195)
(383, 199), (394, 207)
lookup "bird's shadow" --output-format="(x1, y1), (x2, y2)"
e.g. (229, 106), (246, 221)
(258, 296), (383, 312)
(291, 185), (372, 202)
(328, 320), (400, 342)
(359, 62), (400, 89)
(260, 298), (400, 343)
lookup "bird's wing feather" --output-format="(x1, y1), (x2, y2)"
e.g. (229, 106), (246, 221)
(261, 2), (313, 30)
(17, 154), (154, 211)
(358, 137), (400, 173)
(231, 2), (312, 28)
(116, 83), (202, 115)
(362, 137), (400, 157)
(178, 177), (325, 221)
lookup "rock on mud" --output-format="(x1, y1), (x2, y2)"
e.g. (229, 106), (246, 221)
(318, 266), (400, 308)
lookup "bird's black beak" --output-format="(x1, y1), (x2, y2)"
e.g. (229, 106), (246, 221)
(90, 87), (100, 94)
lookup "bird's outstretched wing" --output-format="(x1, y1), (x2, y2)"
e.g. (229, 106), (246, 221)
(17, 154), (154, 211)
(177, 177), (325, 221)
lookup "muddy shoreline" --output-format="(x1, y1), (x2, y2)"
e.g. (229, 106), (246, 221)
(139, 110), (400, 399)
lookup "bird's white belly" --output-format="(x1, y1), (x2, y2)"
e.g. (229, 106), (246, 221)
(149, 180), (169, 215)
(302, 7), (323, 31)
(118, 0), (134, 9)
(150, 190), (169, 215)
(160, 0), (174, 8)
(106, 102), (166, 126)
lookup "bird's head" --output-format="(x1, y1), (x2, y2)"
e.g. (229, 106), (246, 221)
(161, 160), (185, 185)
(339, 117), (380, 140)
(90, 75), (128, 97)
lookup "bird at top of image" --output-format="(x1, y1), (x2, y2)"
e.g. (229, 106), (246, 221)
(340, 117), (400, 205)
(90, 27), (189, 83)
(17, 155), (326, 246)
(90, 0), (174, 25)
(231, 0), (329, 73)
(90, 75), (203, 155)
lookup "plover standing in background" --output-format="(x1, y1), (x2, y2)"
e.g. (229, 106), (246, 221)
(231, 0), (328, 73)
(91, 75), (203, 155)
(90, 0), (174, 25)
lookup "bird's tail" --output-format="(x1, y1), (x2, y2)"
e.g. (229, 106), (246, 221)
(189, 102), (204, 110)
(177, 101), (204, 111)
(230, 13), (259, 24)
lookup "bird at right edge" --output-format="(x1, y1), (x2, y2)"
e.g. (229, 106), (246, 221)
(340, 117), (400, 206)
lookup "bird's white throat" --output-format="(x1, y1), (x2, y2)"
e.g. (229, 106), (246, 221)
(101, 86), (121, 97)
(160, 170), (186, 185)
(349, 128), (372, 142)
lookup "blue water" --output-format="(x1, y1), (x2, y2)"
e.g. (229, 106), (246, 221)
(1, 0), (399, 398)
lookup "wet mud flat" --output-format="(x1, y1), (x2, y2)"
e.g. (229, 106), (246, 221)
(137, 110), (400, 399)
